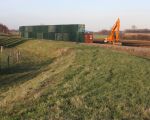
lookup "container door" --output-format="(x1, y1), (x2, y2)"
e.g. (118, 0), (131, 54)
(37, 33), (43, 39)
(55, 33), (63, 40)
(24, 32), (28, 38)
(48, 26), (56, 32)
(63, 33), (69, 41)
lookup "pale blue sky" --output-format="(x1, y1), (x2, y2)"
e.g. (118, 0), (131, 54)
(0, 0), (150, 31)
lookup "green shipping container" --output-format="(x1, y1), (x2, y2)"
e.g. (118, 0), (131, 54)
(48, 26), (56, 32)
(37, 33), (43, 39)
(19, 24), (85, 42)
(48, 32), (55, 40)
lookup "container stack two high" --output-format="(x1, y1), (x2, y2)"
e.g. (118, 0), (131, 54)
(19, 24), (85, 42)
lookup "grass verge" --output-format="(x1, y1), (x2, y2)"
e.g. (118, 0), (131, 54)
(0, 40), (150, 120)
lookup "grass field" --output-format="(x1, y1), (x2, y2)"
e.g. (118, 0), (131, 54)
(0, 40), (150, 120)
(93, 34), (107, 40)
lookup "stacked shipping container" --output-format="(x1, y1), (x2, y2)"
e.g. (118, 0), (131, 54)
(19, 24), (85, 42)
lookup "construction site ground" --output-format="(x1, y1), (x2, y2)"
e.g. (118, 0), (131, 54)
(82, 41), (150, 59)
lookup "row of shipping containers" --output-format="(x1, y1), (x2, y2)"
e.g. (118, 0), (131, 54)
(19, 24), (85, 42)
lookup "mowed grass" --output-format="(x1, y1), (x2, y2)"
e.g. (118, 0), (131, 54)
(0, 40), (150, 120)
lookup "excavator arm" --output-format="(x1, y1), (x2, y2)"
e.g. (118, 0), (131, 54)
(105, 18), (120, 43)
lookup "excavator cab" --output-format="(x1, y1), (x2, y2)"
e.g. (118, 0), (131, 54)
(105, 18), (120, 43)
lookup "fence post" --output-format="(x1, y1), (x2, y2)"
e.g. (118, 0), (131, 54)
(7, 55), (10, 69)
(0, 46), (3, 53)
(0, 46), (3, 71)
(16, 51), (20, 63)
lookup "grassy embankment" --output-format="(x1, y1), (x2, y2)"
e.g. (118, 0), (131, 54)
(0, 40), (150, 120)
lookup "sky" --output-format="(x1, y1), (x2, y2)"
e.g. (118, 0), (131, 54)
(0, 0), (150, 31)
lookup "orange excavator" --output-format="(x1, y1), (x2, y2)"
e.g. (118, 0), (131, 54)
(105, 18), (120, 43)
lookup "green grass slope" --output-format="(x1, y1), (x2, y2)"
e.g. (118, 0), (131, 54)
(0, 35), (26, 47)
(0, 40), (150, 120)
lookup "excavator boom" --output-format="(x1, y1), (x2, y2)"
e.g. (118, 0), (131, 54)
(106, 18), (120, 43)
